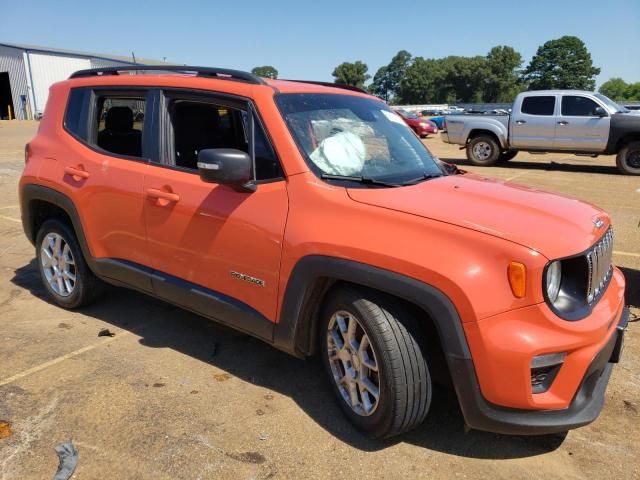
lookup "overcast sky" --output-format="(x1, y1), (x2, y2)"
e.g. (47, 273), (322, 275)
(4, 0), (639, 86)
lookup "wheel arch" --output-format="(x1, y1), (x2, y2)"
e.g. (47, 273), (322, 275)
(273, 256), (471, 366)
(466, 129), (506, 150)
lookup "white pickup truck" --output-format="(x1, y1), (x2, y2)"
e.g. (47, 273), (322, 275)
(442, 90), (640, 175)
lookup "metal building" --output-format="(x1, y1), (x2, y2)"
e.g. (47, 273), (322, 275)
(0, 42), (167, 120)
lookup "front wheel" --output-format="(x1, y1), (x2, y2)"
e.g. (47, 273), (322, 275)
(320, 287), (432, 438)
(616, 141), (640, 175)
(466, 135), (501, 166)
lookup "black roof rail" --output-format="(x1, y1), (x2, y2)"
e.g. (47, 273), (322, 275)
(69, 65), (267, 85)
(282, 80), (369, 94)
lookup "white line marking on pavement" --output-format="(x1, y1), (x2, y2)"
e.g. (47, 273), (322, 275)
(614, 250), (640, 258)
(0, 215), (20, 224)
(0, 327), (143, 387)
(505, 171), (529, 182)
(0, 205), (19, 210)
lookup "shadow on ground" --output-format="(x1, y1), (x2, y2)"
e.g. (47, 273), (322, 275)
(620, 267), (640, 310)
(440, 157), (620, 176)
(12, 259), (572, 459)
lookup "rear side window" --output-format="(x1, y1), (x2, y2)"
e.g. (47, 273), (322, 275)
(521, 96), (555, 116)
(561, 96), (601, 116)
(95, 97), (146, 157)
(64, 89), (89, 139)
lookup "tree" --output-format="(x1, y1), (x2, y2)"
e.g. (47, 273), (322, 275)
(369, 65), (391, 100)
(332, 61), (370, 89)
(600, 78), (635, 100)
(522, 36), (600, 90)
(370, 50), (413, 102)
(484, 46), (523, 102)
(251, 66), (278, 79)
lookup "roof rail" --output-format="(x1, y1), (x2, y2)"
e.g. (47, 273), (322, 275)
(69, 65), (266, 85)
(282, 80), (369, 94)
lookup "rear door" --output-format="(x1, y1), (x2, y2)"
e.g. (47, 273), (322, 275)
(553, 94), (610, 151)
(510, 95), (557, 149)
(142, 90), (288, 335)
(53, 87), (152, 290)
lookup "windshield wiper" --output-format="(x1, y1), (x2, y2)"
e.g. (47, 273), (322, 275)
(400, 173), (443, 186)
(320, 174), (402, 187)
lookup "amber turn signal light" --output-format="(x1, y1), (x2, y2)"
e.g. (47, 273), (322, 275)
(508, 262), (527, 298)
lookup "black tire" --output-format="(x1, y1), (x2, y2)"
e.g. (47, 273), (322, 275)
(466, 135), (501, 166)
(616, 141), (640, 175)
(35, 219), (103, 309)
(498, 150), (518, 163)
(320, 287), (432, 438)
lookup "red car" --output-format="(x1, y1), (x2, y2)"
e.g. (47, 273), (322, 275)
(394, 108), (438, 137)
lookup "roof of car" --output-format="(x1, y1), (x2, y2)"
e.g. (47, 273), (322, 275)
(520, 89), (598, 96)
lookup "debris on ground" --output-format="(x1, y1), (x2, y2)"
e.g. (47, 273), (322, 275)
(0, 420), (12, 439)
(98, 328), (115, 337)
(52, 441), (78, 480)
(213, 373), (231, 382)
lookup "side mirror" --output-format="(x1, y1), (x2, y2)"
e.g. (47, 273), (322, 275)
(197, 148), (255, 192)
(593, 106), (607, 117)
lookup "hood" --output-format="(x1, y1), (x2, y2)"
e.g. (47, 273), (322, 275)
(347, 173), (609, 259)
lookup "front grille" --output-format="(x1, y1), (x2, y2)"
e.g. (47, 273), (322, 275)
(585, 227), (614, 304)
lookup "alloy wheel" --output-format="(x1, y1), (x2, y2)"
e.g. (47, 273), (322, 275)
(473, 141), (492, 160)
(40, 232), (76, 297)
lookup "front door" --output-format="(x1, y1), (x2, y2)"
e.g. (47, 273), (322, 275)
(143, 91), (288, 337)
(553, 95), (610, 151)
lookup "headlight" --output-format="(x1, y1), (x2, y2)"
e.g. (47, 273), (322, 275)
(419, 122), (428, 127)
(545, 261), (562, 303)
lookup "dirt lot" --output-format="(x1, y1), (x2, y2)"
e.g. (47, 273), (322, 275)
(0, 121), (638, 479)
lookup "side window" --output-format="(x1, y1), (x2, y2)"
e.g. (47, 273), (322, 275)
(64, 89), (87, 138)
(167, 98), (283, 180)
(561, 96), (601, 116)
(169, 100), (247, 170)
(95, 96), (145, 157)
(521, 96), (555, 116)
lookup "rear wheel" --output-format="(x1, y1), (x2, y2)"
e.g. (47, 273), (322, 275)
(616, 141), (640, 175)
(320, 287), (432, 438)
(498, 150), (518, 163)
(36, 219), (103, 309)
(466, 135), (500, 166)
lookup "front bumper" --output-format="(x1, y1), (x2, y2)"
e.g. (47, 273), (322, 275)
(454, 306), (628, 435)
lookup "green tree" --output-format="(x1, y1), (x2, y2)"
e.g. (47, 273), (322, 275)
(397, 57), (443, 104)
(370, 51), (413, 102)
(523, 36), (600, 90)
(625, 83), (640, 101)
(251, 66), (278, 79)
(332, 61), (370, 89)
(484, 46), (523, 102)
(598, 78), (640, 101)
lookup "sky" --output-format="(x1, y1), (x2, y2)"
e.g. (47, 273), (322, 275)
(3, 0), (639, 87)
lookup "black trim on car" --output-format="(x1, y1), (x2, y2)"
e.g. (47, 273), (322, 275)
(274, 255), (471, 360)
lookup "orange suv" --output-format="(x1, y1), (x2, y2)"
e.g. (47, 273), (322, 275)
(20, 66), (628, 438)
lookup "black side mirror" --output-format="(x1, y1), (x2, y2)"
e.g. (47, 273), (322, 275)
(593, 106), (607, 117)
(197, 148), (255, 192)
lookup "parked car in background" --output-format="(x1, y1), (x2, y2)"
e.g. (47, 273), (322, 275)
(443, 90), (640, 174)
(428, 115), (446, 130)
(394, 108), (438, 136)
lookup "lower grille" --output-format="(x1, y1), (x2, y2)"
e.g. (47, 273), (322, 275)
(585, 227), (613, 304)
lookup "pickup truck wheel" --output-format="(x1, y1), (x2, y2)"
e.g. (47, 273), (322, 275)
(36, 219), (103, 309)
(467, 135), (500, 166)
(320, 287), (432, 438)
(616, 141), (640, 175)
(498, 150), (518, 162)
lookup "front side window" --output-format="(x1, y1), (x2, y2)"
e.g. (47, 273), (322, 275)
(521, 96), (556, 116)
(561, 96), (602, 116)
(275, 93), (442, 183)
(96, 97), (145, 157)
(166, 99), (282, 180)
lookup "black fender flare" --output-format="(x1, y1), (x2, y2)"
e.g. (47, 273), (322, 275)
(273, 255), (472, 363)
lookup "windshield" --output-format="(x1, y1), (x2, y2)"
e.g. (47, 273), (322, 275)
(275, 93), (442, 183)
(594, 93), (629, 114)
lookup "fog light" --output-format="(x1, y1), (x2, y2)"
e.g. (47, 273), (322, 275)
(531, 352), (566, 394)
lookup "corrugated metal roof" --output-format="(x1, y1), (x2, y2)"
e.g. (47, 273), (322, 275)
(0, 41), (171, 66)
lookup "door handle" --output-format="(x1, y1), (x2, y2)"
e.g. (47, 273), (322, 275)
(515, 120), (526, 124)
(146, 188), (180, 203)
(557, 121), (569, 125)
(64, 165), (90, 179)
